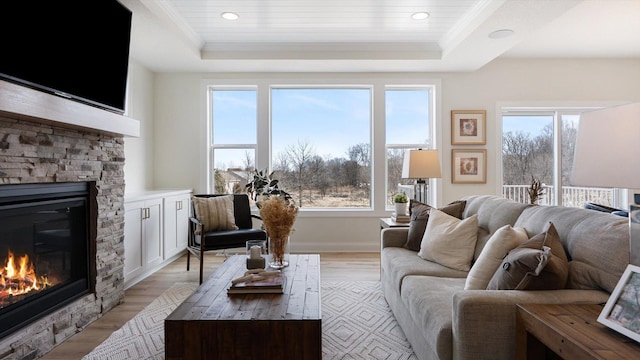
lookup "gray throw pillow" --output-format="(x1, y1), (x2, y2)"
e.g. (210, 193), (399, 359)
(486, 222), (569, 290)
(404, 200), (467, 251)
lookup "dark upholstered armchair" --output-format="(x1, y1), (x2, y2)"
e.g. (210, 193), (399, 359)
(187, 193), (267, 283)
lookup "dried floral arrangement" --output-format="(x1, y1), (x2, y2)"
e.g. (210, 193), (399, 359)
(259, 196), (299, 265)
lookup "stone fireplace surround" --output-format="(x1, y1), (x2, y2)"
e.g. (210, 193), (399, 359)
(0, 80), (139, 359)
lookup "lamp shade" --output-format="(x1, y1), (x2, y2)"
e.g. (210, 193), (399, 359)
(571, 102), (640, 190)
(402, 149), (442, 179)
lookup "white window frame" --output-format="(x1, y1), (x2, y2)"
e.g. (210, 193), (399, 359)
(269, 84), (374, 210)
(498, 103), (625, 208)
(202, 77), (441, 216)
(207, 85), (258, 193)
(384, 85), (437, 207)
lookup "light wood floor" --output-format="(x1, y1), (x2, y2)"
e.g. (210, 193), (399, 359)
(41, 252), (379, 360)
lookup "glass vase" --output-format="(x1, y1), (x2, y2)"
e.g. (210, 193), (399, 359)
(268, 236), (290, 269)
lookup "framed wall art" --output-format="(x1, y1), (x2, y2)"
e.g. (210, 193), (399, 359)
(452, 149), (487, 184)
(598, 264), (640, 342)
(451, 110), (486, 145)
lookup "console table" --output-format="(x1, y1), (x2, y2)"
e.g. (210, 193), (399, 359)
(165, 254), (321, 359)
(516, 303), (640, 359)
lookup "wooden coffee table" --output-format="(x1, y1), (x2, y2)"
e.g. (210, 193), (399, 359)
(165, 254), (321, 359)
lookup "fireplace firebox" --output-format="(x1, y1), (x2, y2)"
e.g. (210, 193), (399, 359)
(0, 182), (91, 339)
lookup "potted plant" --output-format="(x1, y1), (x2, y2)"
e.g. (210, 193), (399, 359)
(245, 168), (293, 206)
(393, 192), (408, 216)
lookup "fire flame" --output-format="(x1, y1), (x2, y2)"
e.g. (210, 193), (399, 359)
(0, 250), (50, 298)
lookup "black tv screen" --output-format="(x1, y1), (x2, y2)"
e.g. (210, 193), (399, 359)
(0, 1), (132, 114)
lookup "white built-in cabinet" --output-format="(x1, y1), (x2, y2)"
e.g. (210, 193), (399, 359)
(163, 193), (191, 260)
(123, 189), (192, 288)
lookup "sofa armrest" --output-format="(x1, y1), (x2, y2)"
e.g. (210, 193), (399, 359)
(452, 289), (609, 360)
(381, 228), (409, 248)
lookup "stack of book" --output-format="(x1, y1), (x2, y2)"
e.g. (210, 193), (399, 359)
(391, 213), (410, 223)
(227, 271), (284, 294)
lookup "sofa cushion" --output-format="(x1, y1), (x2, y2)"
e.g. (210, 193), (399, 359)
(418, 209), (478, 271)
(567, 260), (625, 292)
(381, 247), (468, 293)
(383, 247), (469, 284)
(487, 222), (569, 290)
(404, 200), (466, 251)
(462, 195), (531, 261)
(401, 276), (466, 360)
(464, 225), (528, 290)
(192, 195), (238, 232)
(515, 205), (629, 293)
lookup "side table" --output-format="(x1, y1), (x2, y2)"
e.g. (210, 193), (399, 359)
(516, 303), (640, 360)
(380, 217), (410, 229)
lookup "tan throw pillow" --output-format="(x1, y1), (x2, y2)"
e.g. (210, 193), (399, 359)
(464, 225), (529, 290)
(417, 209), (478, 271)
(404, 200), (467, 251)
(486, 222), (569, 290)
(192, 195), (239, 232)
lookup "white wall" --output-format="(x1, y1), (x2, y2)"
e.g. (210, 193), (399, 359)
(132, 57), (640, 252)
(439, 58), (640, 204)
(123, 60), (155, 195)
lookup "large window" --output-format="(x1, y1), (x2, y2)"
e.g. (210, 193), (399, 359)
(208, 81), (438, 211)
(271, 87), (372, 208)
(501, 109), (614, 207)
(385, 87), (433, 205)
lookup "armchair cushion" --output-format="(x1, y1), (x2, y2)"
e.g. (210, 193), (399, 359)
(192, 195), (239, 232)
(197, 228), (267, 250)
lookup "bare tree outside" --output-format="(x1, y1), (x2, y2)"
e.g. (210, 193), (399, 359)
(502, 114), (611, 207)
(280, 140), (315, 207)
(502, 121), (553, 186)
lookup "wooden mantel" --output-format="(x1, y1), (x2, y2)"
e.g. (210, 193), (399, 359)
(0, 79), (140, 137)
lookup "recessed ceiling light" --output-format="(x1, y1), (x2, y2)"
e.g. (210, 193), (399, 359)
(221, 12), (239, 21)
(411, 12), (430, 20)
(488, 29), (515, 39)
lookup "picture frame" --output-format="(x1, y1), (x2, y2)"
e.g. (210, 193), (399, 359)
(452, 149), (487, 184)
(598, 264), (640, 342)
(451, 110), (486, 145)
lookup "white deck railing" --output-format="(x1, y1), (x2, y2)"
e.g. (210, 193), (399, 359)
(502, 185), (613, 208)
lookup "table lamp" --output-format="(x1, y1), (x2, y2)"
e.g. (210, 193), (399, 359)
(402, 149), (442, 204)
(571, 102), (640, 266)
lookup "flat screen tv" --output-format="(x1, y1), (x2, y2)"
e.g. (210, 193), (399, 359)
(0, 1), (132, 114)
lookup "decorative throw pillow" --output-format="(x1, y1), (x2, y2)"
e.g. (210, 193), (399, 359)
(192, 195), (238, 233)
(464, 225), (529, 290)
(404, 200), (467, 251)
(417, 209), (478, 271)
(486, 222), (569, 290)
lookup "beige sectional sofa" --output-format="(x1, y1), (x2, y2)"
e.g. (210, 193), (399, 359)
(381, 195), (630, 360)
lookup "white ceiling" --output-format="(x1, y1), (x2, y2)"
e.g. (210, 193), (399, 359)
(122, 0), (640, 73)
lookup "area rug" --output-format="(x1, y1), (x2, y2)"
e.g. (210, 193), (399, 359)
(83, 281), (416, 360)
